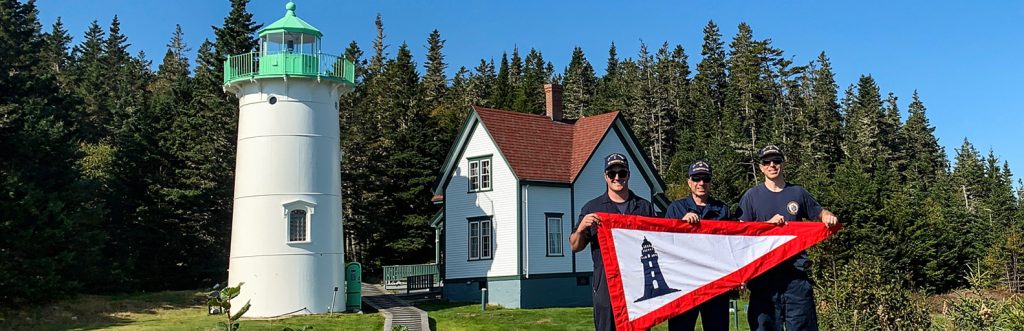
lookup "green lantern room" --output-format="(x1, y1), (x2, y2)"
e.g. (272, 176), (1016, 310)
(223, 2), (354, 87)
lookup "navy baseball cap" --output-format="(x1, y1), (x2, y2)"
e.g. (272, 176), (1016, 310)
(604, 153), (628, 170)
(688, 161), (712, 176)
(758, 145), (785, 160)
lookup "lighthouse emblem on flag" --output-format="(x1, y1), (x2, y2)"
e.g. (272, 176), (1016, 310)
(635, 237), (679, 302)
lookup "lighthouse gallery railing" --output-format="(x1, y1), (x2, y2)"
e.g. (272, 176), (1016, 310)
(223, 51), (355, 85)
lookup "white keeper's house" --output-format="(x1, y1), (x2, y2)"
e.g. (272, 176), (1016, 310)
(430, 84), (668, 308)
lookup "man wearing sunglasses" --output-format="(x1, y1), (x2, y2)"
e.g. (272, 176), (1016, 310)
(664, 161), (732, 331)
(738, 145), (839, 331)
(571, 152), (657, 331)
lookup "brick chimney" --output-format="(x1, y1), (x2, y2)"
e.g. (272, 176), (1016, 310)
(544, 83), (563, 122)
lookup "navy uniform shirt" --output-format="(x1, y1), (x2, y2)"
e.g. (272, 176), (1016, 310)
(665, 195), (731, 221)
(577, 190), (656, 307)
(736, 183), (823, 289)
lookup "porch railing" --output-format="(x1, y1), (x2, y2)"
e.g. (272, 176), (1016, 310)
(383, 263), (439, 291)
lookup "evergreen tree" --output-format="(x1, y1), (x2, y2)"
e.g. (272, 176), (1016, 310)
(592, 42), (623, 115)
(982, 151), (1017, 228)
(646, 42), (686, 170)
(468, 59), (495, 107)
(369, 14), (386, 77)
(420, 29), (447, 107)
(900, 91), (946, 189)
(339, 38), (375, 265)
(513, 48), (547, 114)
(434, 66), (473, 133)
(153, 24), (190, 90)
(370, 43), (435, 267)
(807, 52), (842, 167)
(843, 75), (885, 168)
(562, 46), (596, 119)
(509, 46), (523, 93)
(40, 17), (72, 85)
(663, 43), (690, 155)
(624, 41), (657, 158)
(148, 0), (262, 289)
(0, 0), (104, 305)
(102, 16), (149, 131)
(880, 92), (903, 174)
(669, 20), (745, 202)
(952, 138), (985, 210)
(71, 20), (107, 141)
(344, 40), (366, 80)
(213, 0), (261, 60)
(692, 21), (727, 118)
(726, 23), (775, 181)
(493, 52), (512, 109)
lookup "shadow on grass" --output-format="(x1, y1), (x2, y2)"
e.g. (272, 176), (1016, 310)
(428, 316), (438, 331)
(0, 290), (208, 331)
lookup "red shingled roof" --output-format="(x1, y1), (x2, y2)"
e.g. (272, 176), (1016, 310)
(473, 106), (619, 183)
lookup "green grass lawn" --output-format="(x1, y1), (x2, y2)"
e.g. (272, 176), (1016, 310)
(419, 300), (751, 331)
(0, 290), (950, 330)
(0, 290), (383, 331)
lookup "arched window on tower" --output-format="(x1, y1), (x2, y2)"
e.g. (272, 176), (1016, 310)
(289, 209), (307, 242)
(283, 200), (315, 243)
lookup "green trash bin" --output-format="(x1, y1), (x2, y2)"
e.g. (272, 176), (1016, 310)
(345, 262), (362, 312)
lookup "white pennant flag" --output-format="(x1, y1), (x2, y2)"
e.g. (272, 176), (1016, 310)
(595, 213), (841, 330)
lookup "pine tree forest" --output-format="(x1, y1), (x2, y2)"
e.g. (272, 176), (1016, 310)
(3, 1), (1023, 327)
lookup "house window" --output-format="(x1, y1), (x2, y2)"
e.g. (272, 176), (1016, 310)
(468, 156), (492, 192)
(468, 217), (492, 260)
(288, 209), (307, 242)
(546, 213), (563, 256)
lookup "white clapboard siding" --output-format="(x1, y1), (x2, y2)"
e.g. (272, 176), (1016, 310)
(572, 125), (653, 273)
(445, 121), (519, 279)
(522, 185), (573, 275)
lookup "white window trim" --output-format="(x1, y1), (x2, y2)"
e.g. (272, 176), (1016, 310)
(467, 156), (492, 193)
(282, 200), (316, 244)
(469, 161), (479, 192)
(468, 216), (493, 260)
(545, 213), (564, 257)
(480, 159), (491, 191)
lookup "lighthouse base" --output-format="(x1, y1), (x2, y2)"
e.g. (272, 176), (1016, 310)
(227, 253), (344, 317)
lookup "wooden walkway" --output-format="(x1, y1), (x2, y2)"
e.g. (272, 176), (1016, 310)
(362, 283), (429, 331)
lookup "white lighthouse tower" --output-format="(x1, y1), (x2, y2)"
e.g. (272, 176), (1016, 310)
(223, 2), (355, 317)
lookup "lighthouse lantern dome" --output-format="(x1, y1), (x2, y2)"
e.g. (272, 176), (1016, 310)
(258, 2), (323, 56)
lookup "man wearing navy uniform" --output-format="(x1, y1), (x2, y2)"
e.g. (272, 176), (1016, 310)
(738, 145), (838, 331)
(665, 161), (732, 331)
(571, 153), (657, 331)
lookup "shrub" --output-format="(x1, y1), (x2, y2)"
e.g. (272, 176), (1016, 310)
(945, 292), (1024, 331)
(815, 254), (931, 330)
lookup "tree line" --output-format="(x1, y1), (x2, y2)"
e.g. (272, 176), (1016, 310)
(2, 0), (1021, 313)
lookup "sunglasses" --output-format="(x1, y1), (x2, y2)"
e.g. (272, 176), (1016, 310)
(690, 175), (712, 183)
(606, 170), (629, 179)
(760, 158), (784, 166)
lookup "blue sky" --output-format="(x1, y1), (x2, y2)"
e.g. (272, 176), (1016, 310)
(36, 1), (1023, 186)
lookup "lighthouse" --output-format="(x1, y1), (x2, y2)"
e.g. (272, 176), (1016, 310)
(223, 2), (355, 317)
(635, 237), (679, 302)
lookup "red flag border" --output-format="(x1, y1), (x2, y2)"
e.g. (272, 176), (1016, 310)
(595, 213), (841, 331)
